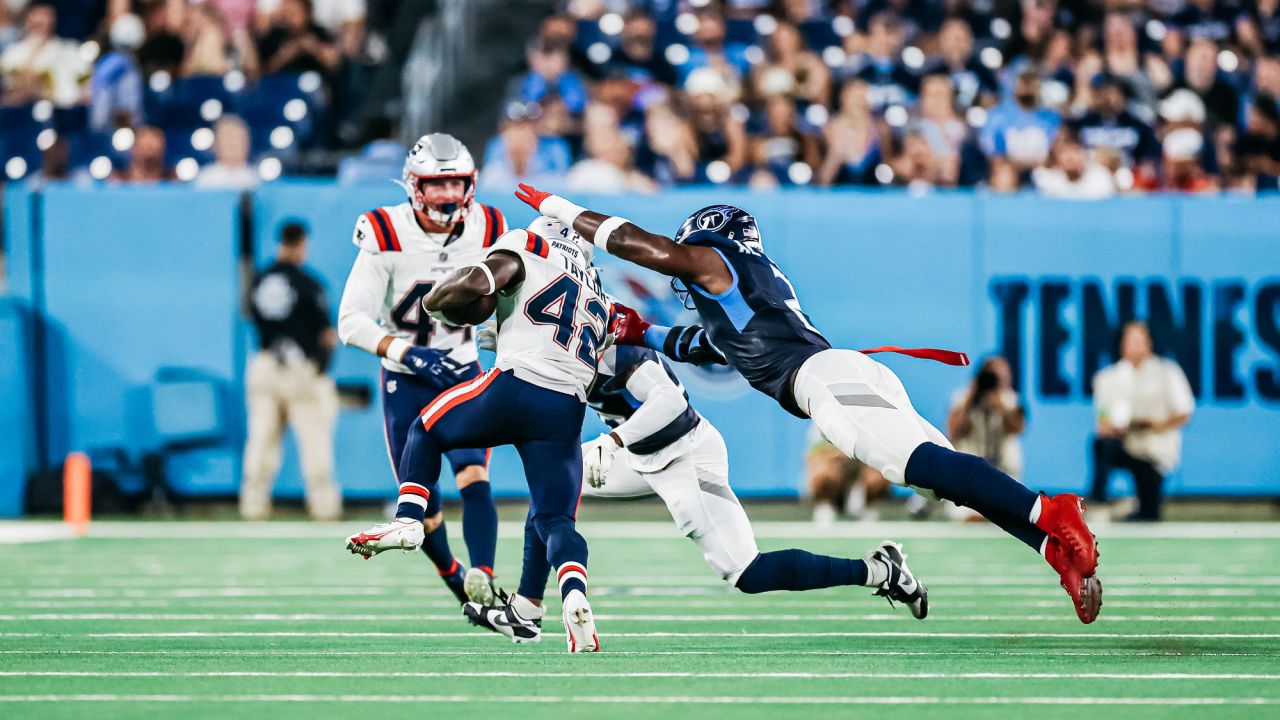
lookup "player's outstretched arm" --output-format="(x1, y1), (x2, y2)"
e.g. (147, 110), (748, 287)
(514, 183), (733, 294)
(613, 302), (727, 366)
(422, 252), (524, 312)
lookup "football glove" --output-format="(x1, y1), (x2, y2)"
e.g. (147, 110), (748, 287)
(476, 325), (497, 352)
(610, 302), (651, 347)
(401, 346), (470, 390)
(582, 433), (621, 489)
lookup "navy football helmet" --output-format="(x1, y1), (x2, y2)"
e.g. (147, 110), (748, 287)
(673, 204), (763, 251)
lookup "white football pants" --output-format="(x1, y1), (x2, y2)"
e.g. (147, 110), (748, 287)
(792, 349), (954, 487)
(241, 352), (342, 521)
(583, 421), (760, 585)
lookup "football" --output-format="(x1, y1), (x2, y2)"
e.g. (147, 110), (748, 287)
(438, 294), (497, 327)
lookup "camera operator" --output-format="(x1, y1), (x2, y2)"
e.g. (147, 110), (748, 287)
(947, 356), (1026, 480)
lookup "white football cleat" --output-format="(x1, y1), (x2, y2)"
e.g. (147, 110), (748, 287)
(561, 589), (600, 653)
(345, 518), (425, 559)
(463, 566), (497, 605)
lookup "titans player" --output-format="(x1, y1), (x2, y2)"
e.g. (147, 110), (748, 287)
(337, 134), (505, 605)
(515, 185), (1103, 623)
(347, 218), (609, 652)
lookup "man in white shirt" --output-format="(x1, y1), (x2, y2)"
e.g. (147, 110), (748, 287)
(1090, 321), (1195, 520)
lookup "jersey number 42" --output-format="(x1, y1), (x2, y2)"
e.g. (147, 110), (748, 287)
(525, 275), (608, 369)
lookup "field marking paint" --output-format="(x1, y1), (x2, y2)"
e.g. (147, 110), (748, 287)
(1, 650), (1275, 658)
(2, 671), (1278, 680)
(4, 613), (1280, 623)
(1, 631), (1274, 640)
(0, 695), (1277, 706)
(6, 520), (1280, 542)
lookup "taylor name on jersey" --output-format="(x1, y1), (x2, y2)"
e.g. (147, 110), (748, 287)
(343, 201), (506, 374)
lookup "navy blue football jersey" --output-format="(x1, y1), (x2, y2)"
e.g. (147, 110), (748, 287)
(588, 345), (701, 455)
(680, 229), (830, 417)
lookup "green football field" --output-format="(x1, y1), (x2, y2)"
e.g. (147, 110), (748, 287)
(2, 519), (1279, 719)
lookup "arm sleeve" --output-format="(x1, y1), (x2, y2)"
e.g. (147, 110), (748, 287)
(337, 249), (392, 354)
(645, 324), (728, 365)
(611, 360), (690, 448)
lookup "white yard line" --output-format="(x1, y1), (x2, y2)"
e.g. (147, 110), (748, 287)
(3, 613), (1280, 623)
(1, 649), (1274, 658)
(1, 631), (1274, 639)
(0, 694), (1276, 706)
(0, 671), (1276, 680)
(5, 520), (1280, 542)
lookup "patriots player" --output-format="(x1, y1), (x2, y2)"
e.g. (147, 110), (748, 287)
(337, 134), (506, 605)
(515, 186), (1103, 624)
(347, 218), (609, 653)
(471, 301), (928, 640)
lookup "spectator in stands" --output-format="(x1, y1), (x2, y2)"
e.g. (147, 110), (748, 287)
(0, 3), (86, 107)
(336, 115), (402, 184)
(1090, 321), (1195, 521)
(1099, 12), (1167, 115)
(89, 12), (145, 132)
(566, 125), (656, 193)
(608, 10), (677, 86)
(195, 115), (258, 189)
(987, 156), (1021, 192)
(114, 125), (173, 182)
(1135, 127), (1217, 192)
(1033, 130), (1117, 199)
(1170, 0), (1234, 45)
(636, 101), (699, 185)
(0, 3), (21, 57)
(750, 21), (829, 107)
(136, 0), (186, 77)
(479, 111), (572, 190)
(1070, 73), (1159, 171)
(182, 1), (259, 78)
(512, 35), (588, 121)
(750, 95), (821, 185)
(981, 67), (1061, 174)
(243, 220), (341, 522)
(1238, 0), (1280, 58)
(1255, 57), (1280, 104)
(841, 12), (916, 113)
(948, 356), (1025, 480)
(913, 72), (967, 181)
(258, 0), (341, 76)
(819, 78), (882, 185)
(685, 67), (749, 179)
(258, 0), (366, 59)
(889, 123), (949, 188)
(926, 17), (998, 109)
(1171, 38), (1240, 130)
(680, 6), (751, 91)
(1236, 94), (1280, 184)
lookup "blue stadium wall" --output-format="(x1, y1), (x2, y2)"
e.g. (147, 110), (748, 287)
(2, 185), (1278, 516)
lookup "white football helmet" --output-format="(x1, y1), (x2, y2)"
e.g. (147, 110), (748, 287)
(400, 133), (477, 226)
(527, 215), (593, 267)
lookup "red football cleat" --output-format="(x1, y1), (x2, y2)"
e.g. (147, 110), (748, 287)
(1045, 536), (1103, 624)
(1035, 493), (1099, 576)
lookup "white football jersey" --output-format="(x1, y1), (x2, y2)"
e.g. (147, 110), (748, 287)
(487, 228), (610, 400)
(337, 201), (506, 374)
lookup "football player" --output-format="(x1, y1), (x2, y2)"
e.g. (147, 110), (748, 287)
(337, 134), (506, 605)
(346, 217), (610, 653)
(514, 186), (1103, 624)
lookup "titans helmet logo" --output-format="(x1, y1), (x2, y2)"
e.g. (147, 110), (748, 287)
(695, 206), (739, 232)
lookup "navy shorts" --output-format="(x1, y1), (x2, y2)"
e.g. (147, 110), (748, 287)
(382, 366), (490, 483)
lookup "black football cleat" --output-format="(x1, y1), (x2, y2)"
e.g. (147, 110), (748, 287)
(868, 540), (928, 619)
(464, 597), (543, 644)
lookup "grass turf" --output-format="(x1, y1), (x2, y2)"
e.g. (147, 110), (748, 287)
(1, 520), (1278, 719)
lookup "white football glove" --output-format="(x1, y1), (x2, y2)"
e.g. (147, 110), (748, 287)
(476, 325), (498, 352)
(582, 433), (622, 489)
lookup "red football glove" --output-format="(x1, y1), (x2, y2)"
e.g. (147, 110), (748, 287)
(610, 302), (651, 347)
(514, 183), (552, 212)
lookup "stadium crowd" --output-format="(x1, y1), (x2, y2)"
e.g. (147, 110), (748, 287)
(0, 0), (405, 185)
(487, 0), (1280, 195)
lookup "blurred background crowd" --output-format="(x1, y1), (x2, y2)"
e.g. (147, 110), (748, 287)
(2, 0), (1279, 195)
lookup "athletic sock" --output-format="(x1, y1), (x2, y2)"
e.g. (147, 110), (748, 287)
(734, 549), (871, 594)
(459, 481), (498, 574)
(556, 562), (588, 600)
(419, 524), (459, 574)
(904, 442), (1039, 524)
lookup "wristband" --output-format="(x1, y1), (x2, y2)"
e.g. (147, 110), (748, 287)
(469, 263), (496, 295)
(541, 195), (586, 226)
(386, 337), (412, 363)
(592, 216), (629, 251)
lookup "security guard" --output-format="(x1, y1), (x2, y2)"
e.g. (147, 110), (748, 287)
(242, 221), (342, 521)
